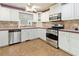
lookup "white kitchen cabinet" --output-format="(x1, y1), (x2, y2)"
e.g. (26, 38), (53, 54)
(61, 3), (74, 20)
(21, 29), (29, 42)
(0, 31), (8, 47)
(37, 29), (46, 40)
(50, 4), (61, 14)
(10, 9), (19, 21)
(41, 11), (49, 22)
(0, 7), (10, 21)
(28, 29), (34, 40)
(69, 33), (79, 56)
(33, 13), (38, 22)
(59, 31), (79, 55)
(0, 6), (20, 21)
(28, 29), (38, 40)
(21, 29), (46, 42)
(59, 31), (70, 52)
(21, 29), (37, 42)
(74, 3), (79, 19)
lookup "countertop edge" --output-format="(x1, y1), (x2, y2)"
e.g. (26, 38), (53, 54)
(59, 29), (79, 33)
(0, 27), (48, 31)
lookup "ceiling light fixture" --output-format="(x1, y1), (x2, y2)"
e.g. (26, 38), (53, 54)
(26, 3), (39, 12)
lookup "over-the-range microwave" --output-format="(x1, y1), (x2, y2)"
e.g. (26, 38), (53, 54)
(49, 13), (61, 21)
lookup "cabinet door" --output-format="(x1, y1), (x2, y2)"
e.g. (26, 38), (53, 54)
(37, 29), (46, 40)
(28, 29), (37, 40)
(74, 3), (79, 19)
(21, 29), (29, 42)
(33, 13), (38, 22)
(59, 31), (70, 52)
(32, 29), (38, 39)
(61, 3), (74, 20)
(0, 7), (10, 21)
(28, 29), (34, 40)
(0, 31), (8, 47)
(70, 33), (79, 55)
(10, 9), (19, 21)
(41, 11), (49, 22)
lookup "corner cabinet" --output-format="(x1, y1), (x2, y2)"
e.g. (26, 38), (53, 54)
(0, 31), (9, 47)
(59, 31), (79, 56)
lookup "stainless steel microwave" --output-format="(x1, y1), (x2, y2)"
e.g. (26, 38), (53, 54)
(49, 13), (61, 21)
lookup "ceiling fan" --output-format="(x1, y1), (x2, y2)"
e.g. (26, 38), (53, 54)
(26, 3), (39, 12)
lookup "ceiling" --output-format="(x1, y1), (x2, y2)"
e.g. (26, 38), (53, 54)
(4, 3), (55, 12)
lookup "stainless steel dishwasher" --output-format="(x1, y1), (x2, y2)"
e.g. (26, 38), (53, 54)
(9, 29), (21, 44)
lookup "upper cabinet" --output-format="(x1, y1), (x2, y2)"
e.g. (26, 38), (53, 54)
(41, 11), (49, 22)
(0, 7), (11, 21)
(33, 13), (38, 22)
(49, 3), (79, 20)
(49, 4), (61, 14)
(61, 3), (75, 20)
(0, 6), (20, 21)
(10, 9), (19, 21)
(74, 3), (79, 19)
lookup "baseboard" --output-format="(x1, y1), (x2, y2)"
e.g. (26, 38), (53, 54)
(59, 48), (73, 56)
(0, 45), (9, 48)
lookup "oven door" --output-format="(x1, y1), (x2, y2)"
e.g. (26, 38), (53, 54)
(46, 33), (58, 40)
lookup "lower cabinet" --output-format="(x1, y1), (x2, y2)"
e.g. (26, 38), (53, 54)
(69, 33), (79, 56)
(59, 31), (79, 56)
(0, 31), (8, 47)
(37, 29), (46, 40)
(59, 31), (70, 53)
(28, 29), (37, 40)
(21, 29), (29, 42)
(21, 29), (46, 42)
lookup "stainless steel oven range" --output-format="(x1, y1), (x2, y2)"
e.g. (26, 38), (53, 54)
(46, 24), (64, 48)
